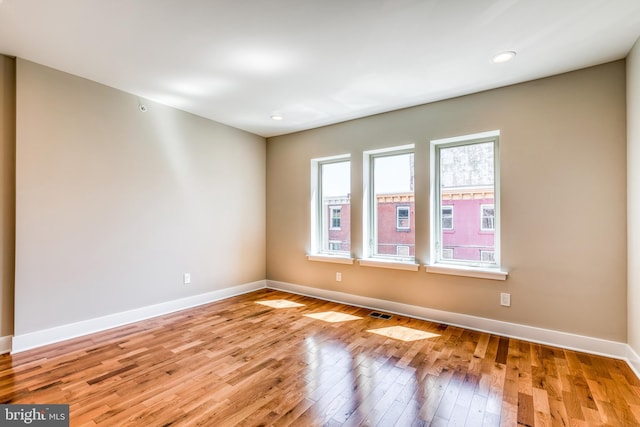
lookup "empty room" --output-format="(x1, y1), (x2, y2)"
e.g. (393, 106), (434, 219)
(2, 0), (640, 425)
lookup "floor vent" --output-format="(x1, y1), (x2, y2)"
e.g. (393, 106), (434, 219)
(369, 312), (392, 320)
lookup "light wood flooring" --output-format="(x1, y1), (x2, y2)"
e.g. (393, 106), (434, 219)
(0, 289), (639, 426)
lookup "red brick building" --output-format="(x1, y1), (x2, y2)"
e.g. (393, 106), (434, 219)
(325, 187), (494, 262)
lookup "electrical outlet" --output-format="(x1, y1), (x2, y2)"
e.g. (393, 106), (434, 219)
(500, 292), (511, 307)
(183, 273), (191, 284)
(336, 272), (342, 282)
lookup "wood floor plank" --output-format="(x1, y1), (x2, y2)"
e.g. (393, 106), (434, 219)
(0, 289), (638, 426)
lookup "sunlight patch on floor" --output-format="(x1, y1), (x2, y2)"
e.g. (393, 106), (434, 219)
(256, 299), (306, 308)
(304, 311), (362, 323)
(367, 325), (439, 342)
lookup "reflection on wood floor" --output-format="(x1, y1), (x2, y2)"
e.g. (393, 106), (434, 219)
(0, 289), (639, 426)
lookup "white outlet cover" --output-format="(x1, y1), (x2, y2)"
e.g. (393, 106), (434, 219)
(500, 293), (510, 307)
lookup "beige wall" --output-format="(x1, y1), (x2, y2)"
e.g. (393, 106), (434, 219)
(629, 38), (640, 352)
(267, 61), (627, 342)
(14, 59), (266, 335)
(0, 55), (15, 338)
(7, 55), (632, 344)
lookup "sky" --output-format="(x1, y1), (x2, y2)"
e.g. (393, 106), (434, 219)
(322, 153), (413, 197)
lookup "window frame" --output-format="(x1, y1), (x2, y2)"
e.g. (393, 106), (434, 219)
(361, 144), (419, 270)
(309, 154), (352, 262)
(429, 130), (503, 274)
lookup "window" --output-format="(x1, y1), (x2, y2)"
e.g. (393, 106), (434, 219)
(442, 248), (454, 259)
(310, 155), (351, 256)
(480, 250), (495, 263)
(480, 205), (494, 231)
(397, 245), (410, 257)
(363, 145), (415, 262)
(431, 131), (500, 268)
(330, 206), (341, 230)
(442, 206), (454, 230)
(396, 206), (410, 230)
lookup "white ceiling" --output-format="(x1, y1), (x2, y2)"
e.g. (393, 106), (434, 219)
(1, 0), (639, 138)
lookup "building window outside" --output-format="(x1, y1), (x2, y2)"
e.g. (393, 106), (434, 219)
(442, 248), (454, 260)
(310, 155), (351, 255)
(329, 241), (342, 251)
(480, 205), (495, 231)
(442, 205), (454, 230)
(330, 206), (341, 230)
(431, 131), (500, 267)
(480, 250), (495, 263)
(397, 245), (410, 257)
(363, 144), (415, 261)
(396, 206), (410, 230)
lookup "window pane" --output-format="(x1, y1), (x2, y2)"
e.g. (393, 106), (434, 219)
(373, 152), (414, 258)
(439, 142), (495, 264)
(330, 207), (341, 229)
(481, 205), (495, 231)
(481, 250), (495, 262)
(321, 161), (350, 253)
(442, 205), (453, 230)
(396, 206), (410, 229)
(397, 245), (410, 257)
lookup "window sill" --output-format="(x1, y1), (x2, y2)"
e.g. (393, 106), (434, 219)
(358, 258), (420, 271)
(307, 254), (354, 265)
(425, 264), (508, 281)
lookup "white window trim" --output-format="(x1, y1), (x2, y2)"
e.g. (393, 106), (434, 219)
(309, 154), (351, 262)
(428, 130), (506, 278)
(361, 144), (416, 269)
(307, 254), (355, 264)
(396, 206), (410, 230)
(359, 258), (420, 271)
(425, 264), (508, 280)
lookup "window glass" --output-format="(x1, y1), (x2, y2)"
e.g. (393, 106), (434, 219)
(432, 134), (499, 267)
(321, 161), (350, 253)
(312, 157), (350, 255)
(371, 151), (415, 259)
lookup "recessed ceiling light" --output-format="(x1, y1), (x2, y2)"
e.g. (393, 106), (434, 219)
(271, 114), (283, 121)
(492, 51), (516, 64)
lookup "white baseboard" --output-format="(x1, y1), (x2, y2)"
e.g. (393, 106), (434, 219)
(0, 335), (12, 355)
(11, 280), (266, 354)
(267, 280), (632, 362)
(627, 345), (640, 379)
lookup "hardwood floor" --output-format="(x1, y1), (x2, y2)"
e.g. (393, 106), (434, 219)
(0, 289), (639, 426)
